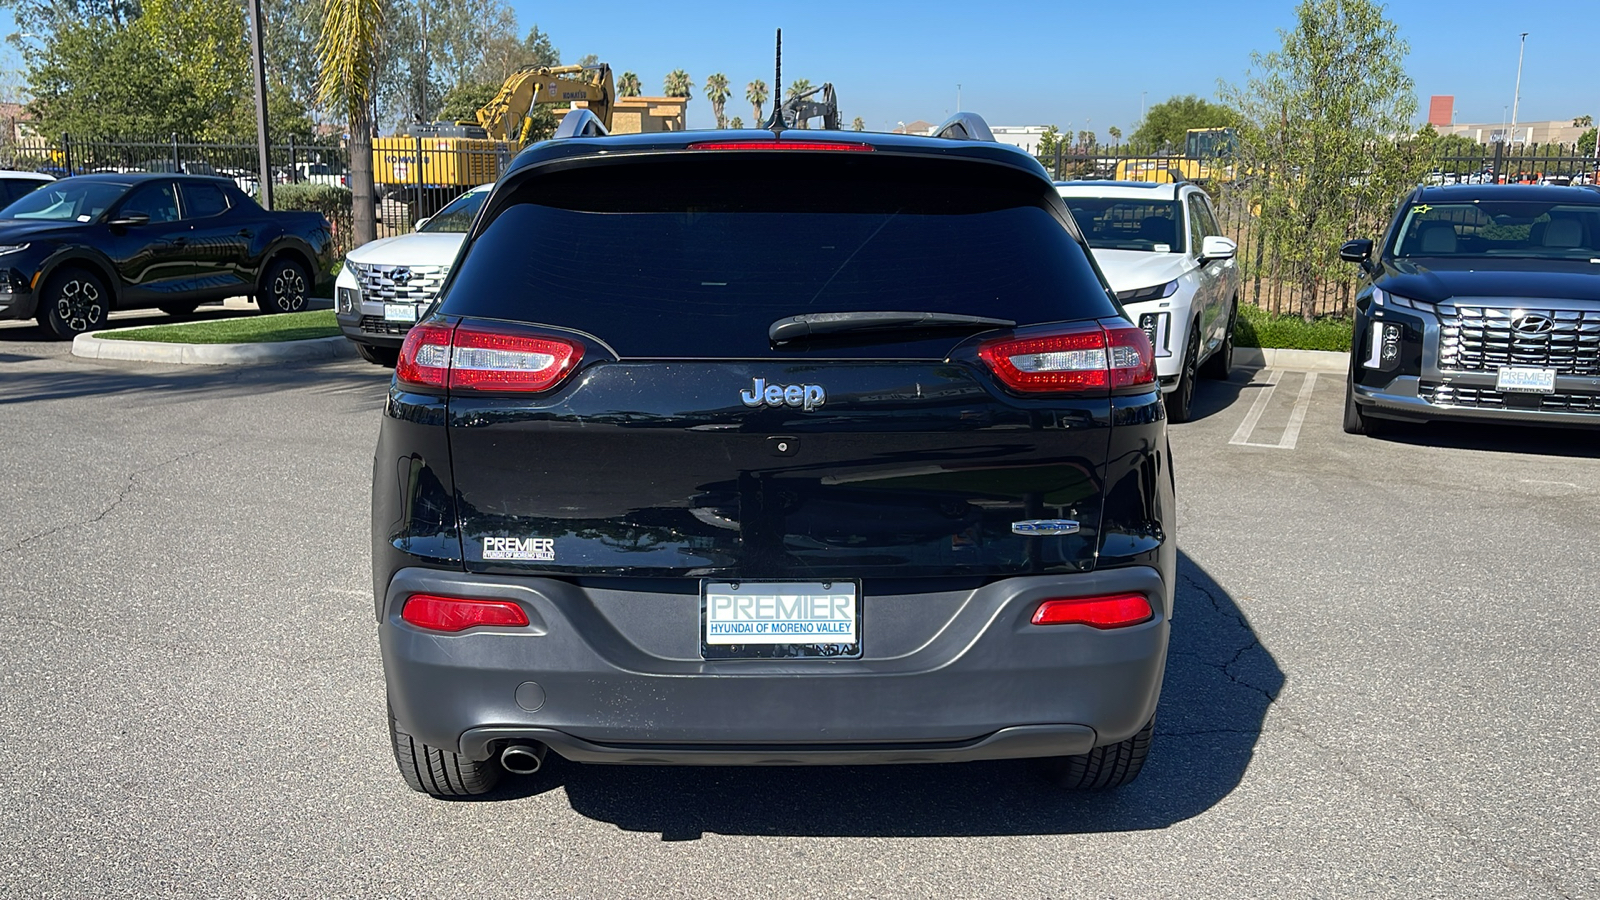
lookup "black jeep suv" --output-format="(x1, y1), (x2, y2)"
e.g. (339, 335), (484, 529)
(373, 117), (1176, 797)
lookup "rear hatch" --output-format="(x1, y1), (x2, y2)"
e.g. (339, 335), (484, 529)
(422, 146), (1138, 580)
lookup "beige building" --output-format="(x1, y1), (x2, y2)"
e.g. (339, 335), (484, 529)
(557, 96), (687, 134)
(1444, 119), (1588, 147)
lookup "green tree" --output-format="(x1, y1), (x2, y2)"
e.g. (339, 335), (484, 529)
(473, 25), (560, 84)
(786, 77), (813, 101)
(264, 0), (326, 118)
(1581, 128), (1598, 157)
(576, 53), (599, 67)
(704, 72), (730, 128)
(1222, 0), (1419, 321)
(1107, 125), (1122, 145)
(1573, 115), (1593, 128)
(26, 19), (208, 137)
(318, 0), (385, 246)
(852, 116), (865, 132)
(746, 79), (768, 123)
(618, 71), (642, 97)
(1130, 94), (1237, 152)
(728, 115), (743, 129)
(664, 69), (693, 98)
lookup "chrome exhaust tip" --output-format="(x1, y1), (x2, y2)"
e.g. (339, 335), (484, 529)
(499, 742), (547, 775)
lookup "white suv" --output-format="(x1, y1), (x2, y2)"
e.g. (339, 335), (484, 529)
(334, 183), (491, 366)
(1057, 181), (1240, 421)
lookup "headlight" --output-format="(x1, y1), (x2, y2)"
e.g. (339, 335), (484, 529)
(1116, 280), (1180, 303)
(0, 243), (30, 255)
(1371, 287), (1416, 309)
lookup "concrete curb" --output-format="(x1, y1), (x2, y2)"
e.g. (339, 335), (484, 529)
(1234, 347), (1348, 372)
(73, 332), (358, 366)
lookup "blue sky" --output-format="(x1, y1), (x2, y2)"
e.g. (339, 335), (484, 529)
(2, 0), (1591, 134)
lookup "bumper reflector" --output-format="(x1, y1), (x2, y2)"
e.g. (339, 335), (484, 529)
(1031, 593), (1153, 629)
(400, 594), (530, 633)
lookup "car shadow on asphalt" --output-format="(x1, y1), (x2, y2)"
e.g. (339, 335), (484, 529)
(1370, 419), (1600, 459)
(1184, 366), (1259, 422)
(0, 356), (392, 406)
(479, 552), (1283, 838)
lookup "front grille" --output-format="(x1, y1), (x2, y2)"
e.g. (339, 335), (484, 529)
(350, 262), (448, 304)
(1437, 304), (1600, 376)
(358, 315), (411, 336)
(1422, 383), (1600, 413)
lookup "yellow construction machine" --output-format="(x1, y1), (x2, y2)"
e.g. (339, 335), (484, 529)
(1114, 127), (1237, 183)
(475, 63), (616, 146)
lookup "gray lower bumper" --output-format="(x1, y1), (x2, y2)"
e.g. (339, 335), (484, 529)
(1356, 376), (1600, 428)
(379, 566), (1171, 764)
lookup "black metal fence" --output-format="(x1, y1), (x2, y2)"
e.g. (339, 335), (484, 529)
(1040, 142), (1600, 318)
(0, 132), (516, 247)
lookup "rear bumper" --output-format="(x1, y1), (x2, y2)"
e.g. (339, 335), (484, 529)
(379, 566), (1171, 764)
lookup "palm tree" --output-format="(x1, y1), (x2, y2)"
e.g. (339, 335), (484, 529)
(317, 0), (384, 246)
(618, 71), (642, 98)
(729, 116), (744, 129)
(746, 79), (768, 124)
(664, 69), (693, 98)
(1107, 125), (1122, 146)
(851, 116), (864, 132)
(784, 78), (813, 128)
(704, 73), (730, 128)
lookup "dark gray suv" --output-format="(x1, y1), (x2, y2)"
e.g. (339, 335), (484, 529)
(373, 114), (1176, 797)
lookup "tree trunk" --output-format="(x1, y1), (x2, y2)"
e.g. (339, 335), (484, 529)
(1300, 277), (1317, 323)
(350, 102), (376, 247)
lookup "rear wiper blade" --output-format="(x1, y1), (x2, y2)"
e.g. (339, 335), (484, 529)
(769, 311), (1016, 344)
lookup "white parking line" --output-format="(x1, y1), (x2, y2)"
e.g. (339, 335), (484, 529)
(1229, 369), (1319, 450)
(1229, 368), (1282, 446)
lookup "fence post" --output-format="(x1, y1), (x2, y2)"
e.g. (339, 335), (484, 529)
(288, 135), (297, 183)
(1492, 141), (1504, 183)
(60, 132), (72, 175)
(414, 135), (425, 220)
(1054, 143), (1062, 180)
(170, 132), (180, 171)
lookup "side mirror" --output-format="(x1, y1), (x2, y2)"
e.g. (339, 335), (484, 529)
(413, 216), (431, 232)
(1199, 235), (1237, 262)
(109, 212), (150, 227)
(1339, 239), (1374, 264)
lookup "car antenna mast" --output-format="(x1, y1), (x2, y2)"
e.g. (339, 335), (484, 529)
(763, 29), (787, 134)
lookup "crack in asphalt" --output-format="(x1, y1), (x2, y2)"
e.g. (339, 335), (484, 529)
(1178, 569), (1279, 702)
(0, 446), (212, 558)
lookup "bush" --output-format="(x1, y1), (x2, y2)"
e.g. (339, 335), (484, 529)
(261, 182), (351, 218)
(1234, 304), (1352, 352)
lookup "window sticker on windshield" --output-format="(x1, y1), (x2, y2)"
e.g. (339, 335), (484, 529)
(77, 215), (91, 222)
(1152, 243), (1170, 252)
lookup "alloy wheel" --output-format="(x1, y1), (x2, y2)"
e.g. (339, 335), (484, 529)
(55, 279), (104, 333)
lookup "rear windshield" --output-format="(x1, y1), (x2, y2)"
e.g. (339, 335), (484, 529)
(440, 155), (1116, 358)
(1062, 198), (1184, 253)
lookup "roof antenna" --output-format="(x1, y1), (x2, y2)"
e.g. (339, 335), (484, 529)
(764, 28), (787, 133)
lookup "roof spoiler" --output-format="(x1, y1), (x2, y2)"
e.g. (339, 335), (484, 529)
(554, 109), (609, 140)
(932, 112), (996, 142)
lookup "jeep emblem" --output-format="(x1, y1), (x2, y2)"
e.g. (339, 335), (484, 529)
(740, 377), (826, 411)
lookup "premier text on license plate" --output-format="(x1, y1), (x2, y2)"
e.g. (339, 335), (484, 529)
(1496, 366), (1556, 394)
(383, 303), (418, 323)
(703, 582), (858, 648)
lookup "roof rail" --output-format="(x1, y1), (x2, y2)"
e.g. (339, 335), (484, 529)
(554, 109), (609, 140)
(932, 112), (996, 143)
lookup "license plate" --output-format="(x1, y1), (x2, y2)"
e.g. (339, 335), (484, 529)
(383, 302), (418, 323)
(702, 581), (860, 659)
(1496, 367), (1556, 394)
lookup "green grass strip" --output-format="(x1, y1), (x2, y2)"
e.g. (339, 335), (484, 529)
(99, 310), (340, 344)
(1234, 305), (1353, 352)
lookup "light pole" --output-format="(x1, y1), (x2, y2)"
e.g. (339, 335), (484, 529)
(1510, 32), (1528, 144)
(246, 0), (272, 209)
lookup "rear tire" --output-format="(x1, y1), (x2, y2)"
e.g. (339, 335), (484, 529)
(388, 704), (500, 798)
(1343, 375), (1386, 436)
(258, 257), (309, 315)
(1044, 716), (1154, 790)
(355, 342), (400, 367)
(38, 267), (111, 340)
(1165, 325), (1200, 423)
(1199, 303), (1235, 380)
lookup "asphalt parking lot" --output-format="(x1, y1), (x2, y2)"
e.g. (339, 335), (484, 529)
(2, 315), (1596, 899)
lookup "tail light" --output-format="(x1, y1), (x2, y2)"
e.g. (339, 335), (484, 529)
(396, 321), (584, 393)
(401, 594), (529, 632)
(1031, 594), (1153, 629)
(977, 322), (1155, 395)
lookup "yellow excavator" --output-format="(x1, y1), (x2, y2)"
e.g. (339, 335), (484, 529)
(475, 63), (616, 146)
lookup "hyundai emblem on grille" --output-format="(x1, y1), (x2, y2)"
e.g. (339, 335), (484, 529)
(391, 267), (413, 286)
(1511, 314), (1555, 335)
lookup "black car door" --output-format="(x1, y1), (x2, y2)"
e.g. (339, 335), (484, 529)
(176, 179), (252, 299)
(107, 180), (189, 303)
